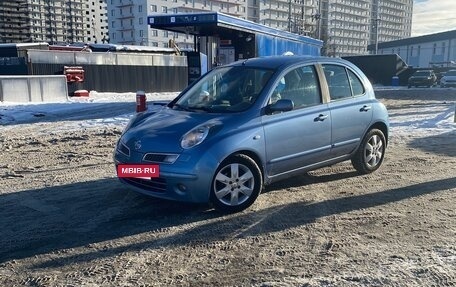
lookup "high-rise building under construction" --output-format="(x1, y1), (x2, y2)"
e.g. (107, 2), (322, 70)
(0, 0), (108, 44)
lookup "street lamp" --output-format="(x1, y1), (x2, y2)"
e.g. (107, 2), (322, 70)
(374, 18), (381, 54)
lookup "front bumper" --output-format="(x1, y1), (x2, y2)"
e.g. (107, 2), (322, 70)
(113, 143), (217, 203)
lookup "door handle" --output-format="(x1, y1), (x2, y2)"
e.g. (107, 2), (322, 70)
(315, 114), (329, 121)
(360, 105), (371, 112)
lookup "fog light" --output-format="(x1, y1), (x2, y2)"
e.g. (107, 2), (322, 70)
(164, 154), (179, 163)
(177, 184), (187, 192)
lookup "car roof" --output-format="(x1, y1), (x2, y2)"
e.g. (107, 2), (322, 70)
(227, 55), (347, 70)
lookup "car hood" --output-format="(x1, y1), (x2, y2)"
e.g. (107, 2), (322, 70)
(121, 107), (222, 153)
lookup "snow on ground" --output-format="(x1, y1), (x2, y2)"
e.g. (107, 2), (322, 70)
(0, 88), (454, 137)
(0, 91), (178, 132)
(388, 101), (455, 136)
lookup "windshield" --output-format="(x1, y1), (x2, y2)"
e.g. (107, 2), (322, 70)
(172, 66), (274, 113)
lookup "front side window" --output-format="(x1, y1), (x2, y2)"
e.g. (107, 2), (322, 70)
(173, 67), (273, 113)
(270, 65), (321, 109)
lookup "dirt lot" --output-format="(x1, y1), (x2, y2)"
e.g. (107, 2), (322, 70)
(0, 89), (455, 286)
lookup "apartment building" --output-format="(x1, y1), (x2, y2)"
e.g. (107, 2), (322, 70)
(86, 1), (110, 43)
(0, 0), (108, 44)
(107, 0), (246, 48)
(107, 0), (412, 56)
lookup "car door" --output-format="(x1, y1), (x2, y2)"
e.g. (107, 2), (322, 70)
(261, 64), (331, 177)
(322, 64), (373, 156)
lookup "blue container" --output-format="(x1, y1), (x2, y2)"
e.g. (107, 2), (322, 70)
(391, 76), (399, 86)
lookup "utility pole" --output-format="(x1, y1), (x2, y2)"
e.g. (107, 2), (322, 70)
(288, 0), (292, 32)
(317, 0), (322, 40)
(374, 1), (380, 54)
(311, 0), (322, 40)
(375, 18), (380, 54)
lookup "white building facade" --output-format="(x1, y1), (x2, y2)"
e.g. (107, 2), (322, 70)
(107, 0), (246, 48)
(373, 30), (456, 68)
(85, 0), (110, 44)
(107, 0), (413, 56)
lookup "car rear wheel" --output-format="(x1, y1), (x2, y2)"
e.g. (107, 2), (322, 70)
(210, 154), (262, 213)
(351, 129), (386, 174)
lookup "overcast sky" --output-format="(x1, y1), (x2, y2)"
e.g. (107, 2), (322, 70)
(412, 0), (456, 36)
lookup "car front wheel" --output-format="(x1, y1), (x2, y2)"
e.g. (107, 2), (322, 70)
(210, 154), (262, 213)
(351, 129), (386, 174)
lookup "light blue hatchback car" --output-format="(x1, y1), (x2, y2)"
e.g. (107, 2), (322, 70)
(114, 56), (389, 213)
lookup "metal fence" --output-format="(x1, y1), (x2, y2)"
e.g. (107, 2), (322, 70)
(26, 50), (188, 93)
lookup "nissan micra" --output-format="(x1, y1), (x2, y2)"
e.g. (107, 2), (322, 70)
(114, 56), (389, 213)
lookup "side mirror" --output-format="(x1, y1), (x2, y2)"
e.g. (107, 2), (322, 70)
(266, 99), (294, 114)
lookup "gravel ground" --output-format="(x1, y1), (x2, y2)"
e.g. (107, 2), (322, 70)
(0, 88), (455, 287)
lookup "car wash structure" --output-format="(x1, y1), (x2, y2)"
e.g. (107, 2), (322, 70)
(148, 12), (323, 83)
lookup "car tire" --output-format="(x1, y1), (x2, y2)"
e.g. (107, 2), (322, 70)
(210, 154), (262, 213)
(351, 129), (386, 175)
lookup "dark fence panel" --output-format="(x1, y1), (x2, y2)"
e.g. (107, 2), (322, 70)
(0, 57), (28, 75)
(30, 63), (188, 93)
(343, 54), (408, 86)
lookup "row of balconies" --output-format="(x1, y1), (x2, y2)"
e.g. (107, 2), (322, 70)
(260, 5), (290, 13)
(379, 1), (406, 9)
(176, 5), (244, 16)
(330, 32), (369, 40)
(378, 16), (405, 24)
(331, 9), (370, 17)
(379, 7), (405, 16)
(116, 0), (134, 8)
(327, 40), (368, 48)
(330, 15), (370, 23)
(330, 1), (370, 10)
(330, 25), (370, 32)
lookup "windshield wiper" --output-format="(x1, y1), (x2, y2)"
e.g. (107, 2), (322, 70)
(172, 103), (192, 112)
(187, 106), (211, 112)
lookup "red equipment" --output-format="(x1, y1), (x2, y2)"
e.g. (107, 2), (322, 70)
(136, 91), (147, 112)
(64, 66), (85, 83)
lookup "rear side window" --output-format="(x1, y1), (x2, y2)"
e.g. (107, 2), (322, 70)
(323, 65), (365, 100)
(348, 70), (365, 96)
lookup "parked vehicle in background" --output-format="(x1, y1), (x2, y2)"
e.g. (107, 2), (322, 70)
(114, 56), (389, 213)
(439, 70), (456, 88)
(408, 70), (437, 88)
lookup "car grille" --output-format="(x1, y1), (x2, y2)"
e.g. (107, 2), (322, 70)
(122, 177), (167, 192)
(118, 142), (130, 157)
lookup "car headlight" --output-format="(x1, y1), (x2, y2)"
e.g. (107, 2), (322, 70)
(181, 125), (210, 149)
(181, 121), (222, 149)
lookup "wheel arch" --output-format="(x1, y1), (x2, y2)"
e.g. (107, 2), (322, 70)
(223, 150), (265, 182)
(368, 121), (389, 147)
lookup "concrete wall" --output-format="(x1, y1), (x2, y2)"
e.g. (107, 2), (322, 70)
(0, 75), (68, 102)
